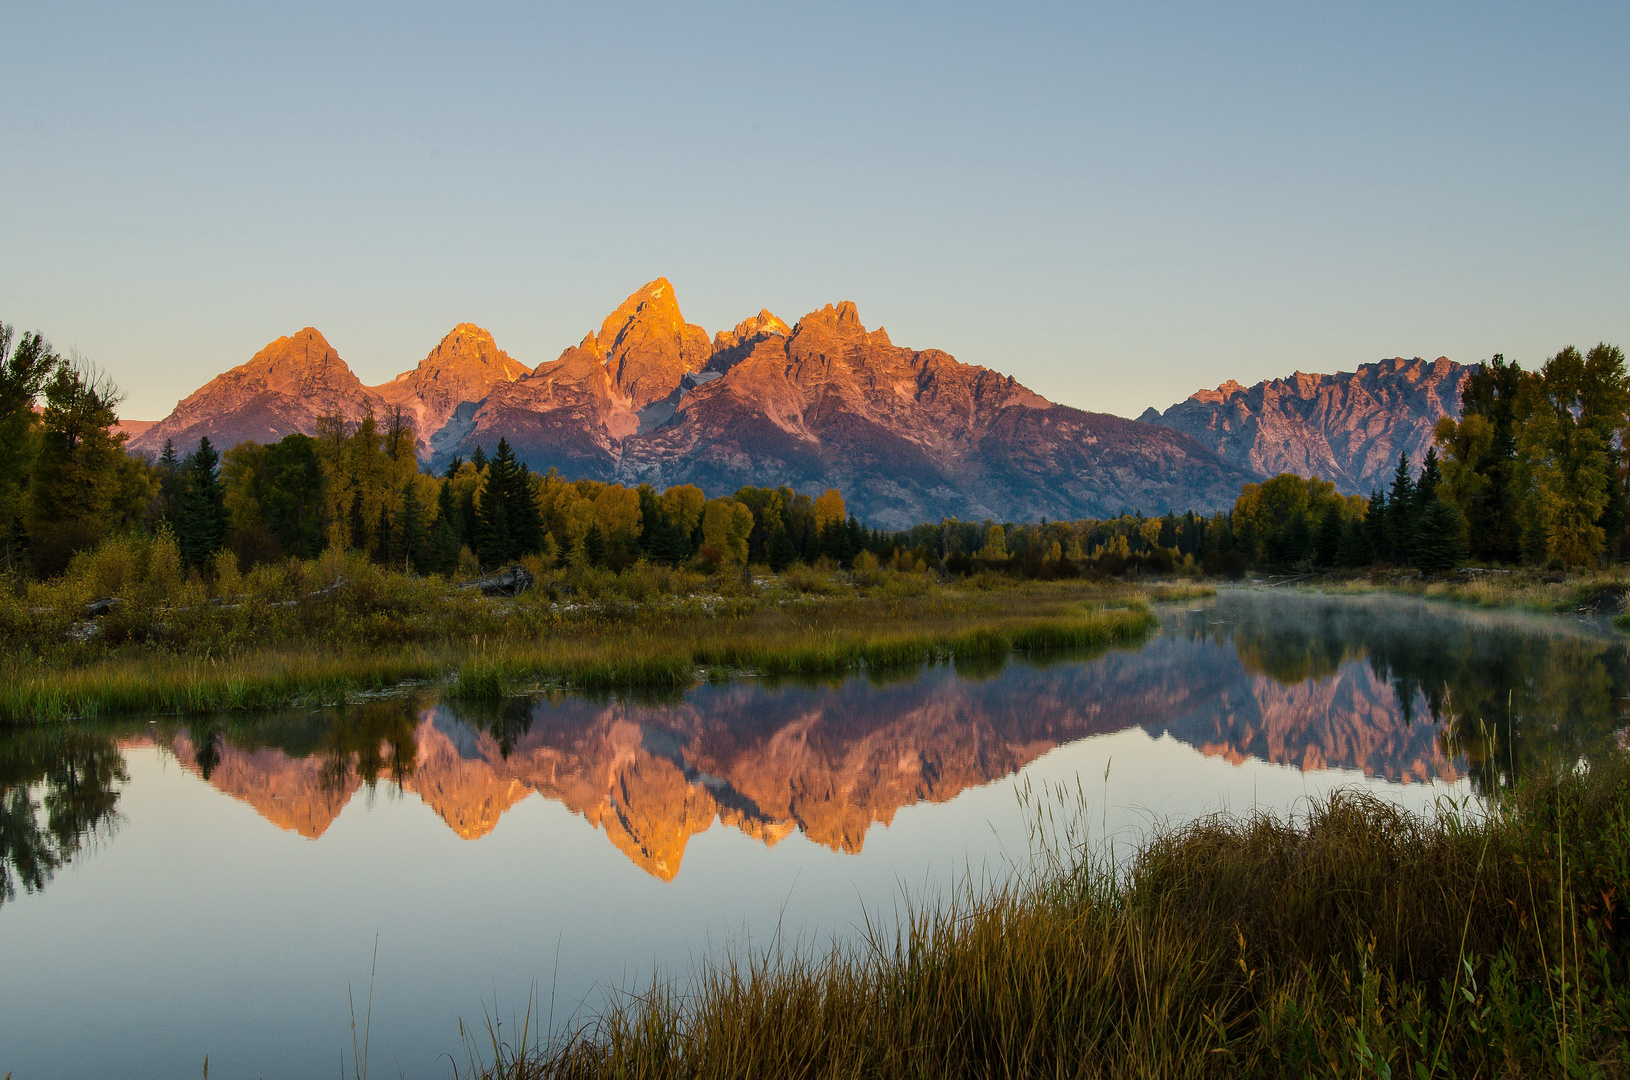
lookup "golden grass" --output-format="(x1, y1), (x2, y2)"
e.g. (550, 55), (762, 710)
(455, 751), (1630, 1079)
(0, 577), (1156, 723)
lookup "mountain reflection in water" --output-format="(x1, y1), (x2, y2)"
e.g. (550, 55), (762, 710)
(3, 591), (1627, 892)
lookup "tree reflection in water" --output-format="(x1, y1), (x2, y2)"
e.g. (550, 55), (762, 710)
(0, 727), (126, 906)
(1177, 593), (1630, 796)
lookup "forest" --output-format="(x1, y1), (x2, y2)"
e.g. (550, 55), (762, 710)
(2, 317), (1626, 589)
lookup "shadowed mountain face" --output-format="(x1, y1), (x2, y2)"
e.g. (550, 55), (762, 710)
(79, 592), (1628, 884)
(1138, 358), (1469, 495)
(129, 280), (1254, 525)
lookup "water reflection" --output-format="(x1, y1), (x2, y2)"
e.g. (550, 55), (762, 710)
(3, 591), (1627, 892)
(0, 727), (126, 906)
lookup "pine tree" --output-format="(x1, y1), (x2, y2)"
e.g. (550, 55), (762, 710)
(474, 439), (540, 565)
(1364, 489), (1388, 564)
(0, 324), (60, 570)
(348, 488), (367, 553)
(398, 482), (427, 571)
(375, 503), (393, 565)
(767, 524), (798, 571)
(469, 445), (487, 471)
(179, 437), (227, 570)
(1384, 455), (1417, 564)
(1337, 517), (1373, 566)
(156, 439), (184, 525)
(1415, 447), (1444, 507)
(1313, 508), (1343, 567)
(583, 524), (606, 566)
(1415, 497), (1468, 572)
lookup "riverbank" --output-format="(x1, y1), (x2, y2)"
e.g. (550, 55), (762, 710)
(458, 749), (1630, 1080)
(0, 557), (1170, 723)
(1241, 566), (1630, 624)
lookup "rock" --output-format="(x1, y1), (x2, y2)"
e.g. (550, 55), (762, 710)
(463, 565), (534, 598)
(1140, 358), (1470, 495)
(84, 596), (122, 617)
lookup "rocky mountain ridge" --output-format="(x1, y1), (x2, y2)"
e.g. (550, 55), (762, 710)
(125, 635), (1459, 881)
(1138, 358), (1470, 495)
(129, 279), (1254, 525)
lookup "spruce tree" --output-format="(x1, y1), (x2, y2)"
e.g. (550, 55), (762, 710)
(767, 524), (798, 571)
(398, 482), (427, 571)
(375, 503), (393, 565)
(1415, 497), (1468, 572)
(1364, 489), (1388, 563)
(348, 488), (367, 553)
(583, 524), (606, 566)
(475, 439), (540, 565)
(1337, 517), (1373, 567)
(1313, 508), (1343, 567)
(1384, 455), (1417, 564)
(179, 437), (227, 570)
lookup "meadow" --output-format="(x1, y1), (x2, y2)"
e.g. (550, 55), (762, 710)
(0, 533), (1166, 724)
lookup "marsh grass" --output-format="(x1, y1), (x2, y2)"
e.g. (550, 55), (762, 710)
(0, 565), (1155, 721)
(456, 752), (1630, 1080)
(1312, 568), (1630, 618)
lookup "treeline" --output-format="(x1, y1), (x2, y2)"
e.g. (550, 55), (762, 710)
(0, 319), (898, 581)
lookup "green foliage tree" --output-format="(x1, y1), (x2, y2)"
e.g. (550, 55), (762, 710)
(1415, 496), (1468, 572)
(474, 439), (540, 566)
(27, 362), (134, 576)
(1313, 507), (1343, 568)
(1363, 489), (1387, 564)
(0, 323), (61, 570)
(1515, 345), (1629, 567)
(1383, 454), (1417, 565)
(1436, 355), (1523, 562)
(178, 438), (228, 571)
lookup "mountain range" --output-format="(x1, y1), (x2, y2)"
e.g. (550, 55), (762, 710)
(128, 279), (1470, 525)
(125, 632), (1459, 881)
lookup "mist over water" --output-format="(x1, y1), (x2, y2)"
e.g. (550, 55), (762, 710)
(2, 590), (1624, 1078)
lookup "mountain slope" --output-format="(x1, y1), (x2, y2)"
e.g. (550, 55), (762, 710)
(131, 281), (1259, 524)
(1138, 358), (1468, 495)
(619, 301), (1255, 527)
(128, 328), (383, 455)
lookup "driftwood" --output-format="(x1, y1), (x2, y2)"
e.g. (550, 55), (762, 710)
(461, 565), (534, 598)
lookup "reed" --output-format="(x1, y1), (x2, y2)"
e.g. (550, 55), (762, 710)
(0, 577), (1157, 720)
(456, 751), (1630, 1080)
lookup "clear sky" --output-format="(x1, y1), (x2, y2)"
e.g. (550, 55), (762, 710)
(3, 2), (1626, 423)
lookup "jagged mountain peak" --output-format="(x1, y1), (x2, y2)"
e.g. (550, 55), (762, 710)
(1141, 357), (1470, 494)
(128, 327), (380, 457)
(592, 277), (711, 409)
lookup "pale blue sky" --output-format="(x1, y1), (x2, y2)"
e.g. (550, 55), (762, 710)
(3, 2), (1626, 422)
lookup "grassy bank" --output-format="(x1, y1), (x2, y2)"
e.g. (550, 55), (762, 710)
(1273, 567), (1630, 622)
(459, 752), (1630, 1080)
(0, 558), (1158, 722)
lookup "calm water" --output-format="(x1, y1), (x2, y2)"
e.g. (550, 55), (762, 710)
(3, 590), (1627, 1079)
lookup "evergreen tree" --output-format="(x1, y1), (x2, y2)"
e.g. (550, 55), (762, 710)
(1415, 447), (1444, 507)
(767, 524), (798, 571)
(469, 445), (487, 471)
(156, 439), (185, 525)
(1364, 489), (1388, 564)
(1313, 508), (1344, 567)
(443, 456), (464, 480)
(0, 323), (60, 569)
(583, 524), (606, 566)
(375, 503), (393, 564)
(1384, 455), (1417, 564)
(26, 362), (130, 575)
(348, 488), (367, 553)
(178, 438), (228, 570)
(1415, 497), (1468, 572)
(474, 439), (540, 565)
(1337, 517), (1373, 567)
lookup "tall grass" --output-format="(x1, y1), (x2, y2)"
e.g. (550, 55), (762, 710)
(457, 753), (1630, 1079)
(0, 573), (1156, 721)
